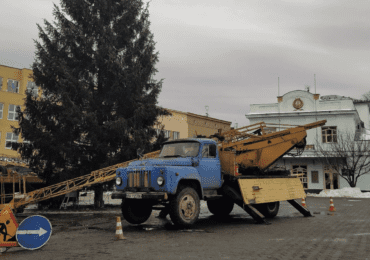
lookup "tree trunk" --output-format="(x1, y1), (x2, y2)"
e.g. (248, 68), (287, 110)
(93, 184), (104, 208)
(349, 182), (356, 188)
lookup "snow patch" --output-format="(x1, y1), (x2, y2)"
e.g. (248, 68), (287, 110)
(307, 187), (370, 198)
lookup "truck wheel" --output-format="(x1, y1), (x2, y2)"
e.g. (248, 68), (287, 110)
(169, 187), (200, 227)
(121, 199), (152, 225)
(255, 202), (280, 218)
(207, 198), (234, 217)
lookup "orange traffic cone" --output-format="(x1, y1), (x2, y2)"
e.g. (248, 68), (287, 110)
(234, 165), (239, 176)
(301, 198), (307, 208)
(329, 197), (336, 212)
(115, 216), (126, 240)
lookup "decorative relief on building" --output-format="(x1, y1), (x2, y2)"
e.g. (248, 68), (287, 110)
(293, 98), (304, 110)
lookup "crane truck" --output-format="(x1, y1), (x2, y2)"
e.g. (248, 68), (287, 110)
(112, 120), (327, 227)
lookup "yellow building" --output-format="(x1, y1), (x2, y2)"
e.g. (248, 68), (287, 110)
(155, 109), (232, 141)
(0, 65), (40, 157)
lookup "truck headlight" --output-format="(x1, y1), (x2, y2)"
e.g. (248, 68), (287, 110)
(157, 176), (165, 186)
(116, 177), (122, 186)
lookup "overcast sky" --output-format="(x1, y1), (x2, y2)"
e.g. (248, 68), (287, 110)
(1, 0), (369, 127)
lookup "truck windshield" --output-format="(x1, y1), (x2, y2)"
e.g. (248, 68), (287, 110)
(159, 142), (200, 158)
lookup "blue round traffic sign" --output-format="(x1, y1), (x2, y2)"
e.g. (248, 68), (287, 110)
(16, 215), (52, 250)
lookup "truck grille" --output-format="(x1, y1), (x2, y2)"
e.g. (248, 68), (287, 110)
(127, 170), (151, 188)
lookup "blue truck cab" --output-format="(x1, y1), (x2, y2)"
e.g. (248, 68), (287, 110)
(115, 138), (222, 196)
(112, 138), (225, 227)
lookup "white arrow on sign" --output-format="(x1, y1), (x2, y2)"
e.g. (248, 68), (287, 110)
(16, 228), (47, 236)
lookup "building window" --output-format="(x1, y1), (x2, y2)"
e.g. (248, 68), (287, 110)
(164, 130), (170, 139)
(311, 171), (319, 183)
(155, 128), (171, 139)
(7, 79), (19, 93)
(173, 131), (180, 140)
(291, 165), (308, 189)
(8, 105), (20, 121)
(5, 133), (19, 149)
(322, 126), (337, 143)
(0, 103), (3, 119)
(26, 81), (38, 97)
(0, 77), (3, 89)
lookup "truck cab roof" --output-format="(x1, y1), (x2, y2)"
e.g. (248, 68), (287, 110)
(163, 138), (217, 145)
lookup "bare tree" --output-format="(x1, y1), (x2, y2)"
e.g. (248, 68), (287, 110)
(315, 131), (370, 187)
(361, 91), (370, 101)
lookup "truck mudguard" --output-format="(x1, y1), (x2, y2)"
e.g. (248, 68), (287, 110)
(165, 166), (202, 195)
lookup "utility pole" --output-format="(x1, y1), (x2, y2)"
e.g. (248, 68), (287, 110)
(278, 77), (281, 131)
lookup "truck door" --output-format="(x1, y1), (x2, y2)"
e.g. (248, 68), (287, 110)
(197, 143), (222, 189)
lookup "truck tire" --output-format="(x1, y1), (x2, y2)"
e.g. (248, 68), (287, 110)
(207, 198), (234, 217)
(169, 187), (200, 227)
(121, 199), (152, 225)
(254, 202), (280, 218)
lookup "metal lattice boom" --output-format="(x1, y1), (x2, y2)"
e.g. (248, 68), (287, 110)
(8, 150), (160, 209)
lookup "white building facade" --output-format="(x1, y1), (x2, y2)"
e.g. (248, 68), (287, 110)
(246, 90), (370, 193)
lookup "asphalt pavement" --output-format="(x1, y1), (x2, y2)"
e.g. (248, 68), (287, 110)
(3, 197), (370, 260)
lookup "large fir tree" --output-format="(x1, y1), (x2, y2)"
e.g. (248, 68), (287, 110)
(13, 0), (169, 207)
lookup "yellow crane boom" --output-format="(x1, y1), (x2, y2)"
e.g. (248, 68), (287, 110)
(2, 150), (160, 211)
(218, 120), (327, 175)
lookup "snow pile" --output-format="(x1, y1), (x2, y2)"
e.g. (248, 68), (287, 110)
(307, 187), (370, 198)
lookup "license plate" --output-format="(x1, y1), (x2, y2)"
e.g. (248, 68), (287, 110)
(126, 193), (142, 199)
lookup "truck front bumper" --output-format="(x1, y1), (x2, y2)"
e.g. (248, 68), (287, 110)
(112, 191), (168, 200)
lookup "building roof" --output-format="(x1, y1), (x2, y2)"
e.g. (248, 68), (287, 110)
(319, 95), (370, 104)
(165, 108), (231, 125)
(352, 99), (370, 104)
(320, 95), (352, 101)
(0, 64), (32, 71)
